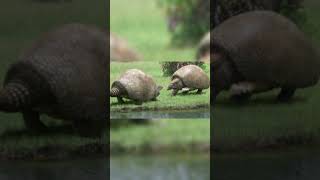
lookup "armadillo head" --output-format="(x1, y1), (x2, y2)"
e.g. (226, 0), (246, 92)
(167, 78), (183, 91)
(0, 82), (31, 112)
(155, 86), (163, 98)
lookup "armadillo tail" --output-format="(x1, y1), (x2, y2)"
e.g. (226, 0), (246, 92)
(110, 87), (120, 97)
(0, 82), (31, 112)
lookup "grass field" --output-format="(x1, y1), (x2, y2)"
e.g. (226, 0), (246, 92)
(111, 119), (210, 154)
(110, 0), (209, 111)
(213, 0), (320, 151)
(110, 0), (196, 61)
(110, 62), (210, 112)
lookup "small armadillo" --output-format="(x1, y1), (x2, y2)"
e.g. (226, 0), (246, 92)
(168, 65), (210, 96)
(0, 23), (108, 137)
(110, 69), (162, 104)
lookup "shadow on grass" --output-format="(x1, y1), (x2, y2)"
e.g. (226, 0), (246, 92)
(110, 99), (161, 106)
(111, 119), (152, 129)
(215, 96), (308, 108)
(0, 124), (75, 139)
(174, 91), (208, 96)
(110, 100), (141, 106)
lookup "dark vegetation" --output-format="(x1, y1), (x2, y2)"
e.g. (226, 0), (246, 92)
(161, 61), (205, 76)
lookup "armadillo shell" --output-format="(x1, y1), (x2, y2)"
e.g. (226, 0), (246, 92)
(112, 69), (158, 101)
(172, 65), (210, 89)
(5, 23), (108, 121)
(212, 11), (320, 88)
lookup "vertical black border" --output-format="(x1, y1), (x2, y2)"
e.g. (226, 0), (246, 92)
(210, 1), (217, 179)
(106, 0), (111, 179)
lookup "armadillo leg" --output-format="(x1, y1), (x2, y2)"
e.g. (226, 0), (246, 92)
(172, 89), (179, 96)
(22, 110), (47, 133)
(196, 89), (203, 94)
(277, 88), (296, 102)
(230, 81), (272, 101)
(117, 97), (124, 103)
(134, 101), (143, 105)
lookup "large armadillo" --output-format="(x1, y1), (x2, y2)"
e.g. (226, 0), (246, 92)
(212, 11), (320, 102)
(0, 23), (108, 137)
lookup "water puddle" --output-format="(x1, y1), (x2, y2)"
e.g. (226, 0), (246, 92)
(111, 154), (210, 180)
(111, 109), (210, 119)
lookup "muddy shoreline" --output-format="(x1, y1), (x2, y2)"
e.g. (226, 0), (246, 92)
(111, 104), (210, 112)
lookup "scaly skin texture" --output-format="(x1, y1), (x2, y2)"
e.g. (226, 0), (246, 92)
(0, 23), (108, 137)
(212, 11), (320, 102)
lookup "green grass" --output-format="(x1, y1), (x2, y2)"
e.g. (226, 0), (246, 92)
(110, 61), (210, 112)
(213, 87), (320, 151)
(110, 0), (196, 61)
(110, 0), (209, 111)
(111, 119), (210, 154)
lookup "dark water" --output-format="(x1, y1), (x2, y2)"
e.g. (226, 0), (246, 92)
(0, 158), (108, 180)
(0, 154), (209, 180)
(111, 154), (210, 180)
(214, 147), (320, 180)
(110, 109), (210, 119)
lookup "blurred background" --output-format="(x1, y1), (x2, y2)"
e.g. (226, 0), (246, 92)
(110, 0), (210, 61)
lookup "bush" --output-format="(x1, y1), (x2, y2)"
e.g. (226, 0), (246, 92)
(160, 61), (205, 76)
(158, 0), (210, 46)
(160, 0), (314, 46)
(214, 0), (307, 28)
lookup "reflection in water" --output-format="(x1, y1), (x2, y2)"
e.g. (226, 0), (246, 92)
(214, 148), (320, 180)
(111, 154), (210, 180)
(111, 109), (210, 119)
(0, 158), (108, 180)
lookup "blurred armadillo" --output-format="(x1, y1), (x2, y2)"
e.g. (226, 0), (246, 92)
(212, 11), (320, 102)
(0, 23), (108, 137)
(110, 32), (142, 62)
